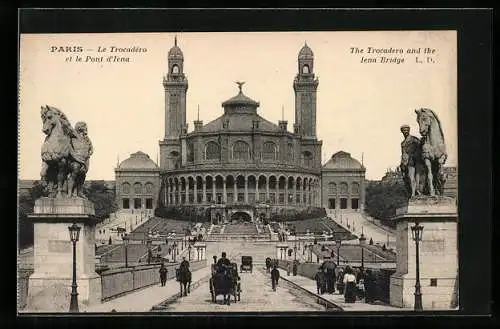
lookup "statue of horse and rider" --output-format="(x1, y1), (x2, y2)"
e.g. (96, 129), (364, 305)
(40, 105), (93, 198)
(400, 108), (448, 198)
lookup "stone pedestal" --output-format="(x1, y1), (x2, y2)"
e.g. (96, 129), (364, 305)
(390, 196), (458, 310)
(27, 197), (101, 312)
(193, 242), (206, 261)
(276, 243), (288, 260)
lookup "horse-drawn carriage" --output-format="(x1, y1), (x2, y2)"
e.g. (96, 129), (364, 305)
(240, 256), (253, 273)
(209, 263), (241, 305)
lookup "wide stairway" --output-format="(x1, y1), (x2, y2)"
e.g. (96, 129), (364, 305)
(208, 222), (270, 241)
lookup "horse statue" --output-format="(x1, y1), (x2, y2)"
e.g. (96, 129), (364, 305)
(40, 105), (93, 198)
(176, 265), (192, 297)
(415, 108), (447, 196)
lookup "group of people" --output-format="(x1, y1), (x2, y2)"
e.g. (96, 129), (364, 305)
(336, 266), (377, 304)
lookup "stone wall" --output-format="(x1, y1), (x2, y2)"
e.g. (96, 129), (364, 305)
(17, 268), (34, 310)
(100, 259), (207, 301)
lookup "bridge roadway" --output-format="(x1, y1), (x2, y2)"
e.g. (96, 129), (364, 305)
(156, 266), (326, 312)
(154, 241), (328, 312)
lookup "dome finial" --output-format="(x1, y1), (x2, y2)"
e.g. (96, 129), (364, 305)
(174, 35), (177, 46)
(236, 81), (245, 94)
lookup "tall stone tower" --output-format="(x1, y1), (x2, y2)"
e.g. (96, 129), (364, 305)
(293, 42), (319, 139)
(159, 36), (188, 170)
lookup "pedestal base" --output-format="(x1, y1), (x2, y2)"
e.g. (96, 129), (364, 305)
(390, 273), (457, 309)
(25, 197), (102, 312)
(27, 273), (101, 312)
(390, 196), (458, 310)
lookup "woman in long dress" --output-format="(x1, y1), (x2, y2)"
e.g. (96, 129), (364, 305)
(343, 266), (357, 303)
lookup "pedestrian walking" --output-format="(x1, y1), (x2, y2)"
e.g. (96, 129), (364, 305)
(271, 265), (280, 291)
(287, 262), (292, 276)
(343, 266), (357, 303)
(159, 263), (168, 286)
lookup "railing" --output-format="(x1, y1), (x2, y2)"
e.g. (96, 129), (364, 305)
(100, 259), (207, 301)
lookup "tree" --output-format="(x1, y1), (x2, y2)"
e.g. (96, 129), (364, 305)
(364, 180), (408, 224)
(18, 181), (45, 249)
(83, 181), (118, 221)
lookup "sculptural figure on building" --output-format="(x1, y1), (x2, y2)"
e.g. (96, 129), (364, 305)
(40, 105), (93, 198)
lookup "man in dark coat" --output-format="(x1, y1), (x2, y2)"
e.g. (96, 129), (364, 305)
(180, 257), (190, 270)
(159, 263), (168, 286)
(271, 265), (280, 291)
(217, 252), (231, 267)
(314, 268), (326, 294)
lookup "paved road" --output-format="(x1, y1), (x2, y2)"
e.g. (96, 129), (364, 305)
(161, 266), (325, 312)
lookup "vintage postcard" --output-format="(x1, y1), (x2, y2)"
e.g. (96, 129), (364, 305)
(18, 29), (459, 313)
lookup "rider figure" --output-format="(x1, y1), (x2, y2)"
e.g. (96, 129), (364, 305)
(68, 121), (93, 197)
(180, 256), (190, 270)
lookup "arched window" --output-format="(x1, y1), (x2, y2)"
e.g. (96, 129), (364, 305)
(134, 183), (142, 194)
(171, 64), (179, 74)
(262, 142), (277, 160)
(187, 141), (194, 162)
(340, 182), (348, 194)
(205, 141), (220, 160)
(232, 141), (250, 160)
(302, 64), (310, 74)
(352, 182), (360, 194)
(145, 182), (154, 194)
(288, 143), (294, 161)
(122, 182), (130, 194)
(302, 151), (313, 167)
(328, 182), (337, 195)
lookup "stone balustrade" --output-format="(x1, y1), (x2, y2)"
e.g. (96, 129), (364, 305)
(100, 259), (207, 301)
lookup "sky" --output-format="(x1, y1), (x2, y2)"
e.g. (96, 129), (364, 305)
(19, 31), (457, 181)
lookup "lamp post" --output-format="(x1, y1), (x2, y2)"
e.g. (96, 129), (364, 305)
(411, 221), (424, 311)
(359, 228), (366, 269)
(308, 244), (313, 263)
(336, 237), (342, 266)
(123, 233), (129, 268)
(188, 244), (192, 261)
(146, 238), (152, 264)
(68, 223), (81, 313)
(173, 242), (177, 262)
(294, 239), (297, 261)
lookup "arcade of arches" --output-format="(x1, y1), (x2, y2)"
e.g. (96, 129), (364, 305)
(161, 173), (321, 209)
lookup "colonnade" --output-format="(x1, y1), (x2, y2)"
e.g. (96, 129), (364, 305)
(161, 173), (321, 208)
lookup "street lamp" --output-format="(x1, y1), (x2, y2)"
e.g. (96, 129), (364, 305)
(173, 242), (177, 262)
(308, 244), (313, 263)
(336, 237), (342, 266)
(411, 221), (424, 311)
(68, 223), (81, 313)
(294, 240), (297, 261)
(188, 244), (192, 261)
(359, 228), (366, 269)
(123, 233), (129, 268)
(146, 238), (152, 264)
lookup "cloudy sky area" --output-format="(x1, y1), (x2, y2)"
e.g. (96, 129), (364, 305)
(19, 31), (457, 181)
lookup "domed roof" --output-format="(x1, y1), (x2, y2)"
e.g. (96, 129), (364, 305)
(168, 37), (183, 59)
(323, 151), (364, 170)
(118, 151), (159, 170)
(222, 82), (260, 107)
(298, 42), (314, 59)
